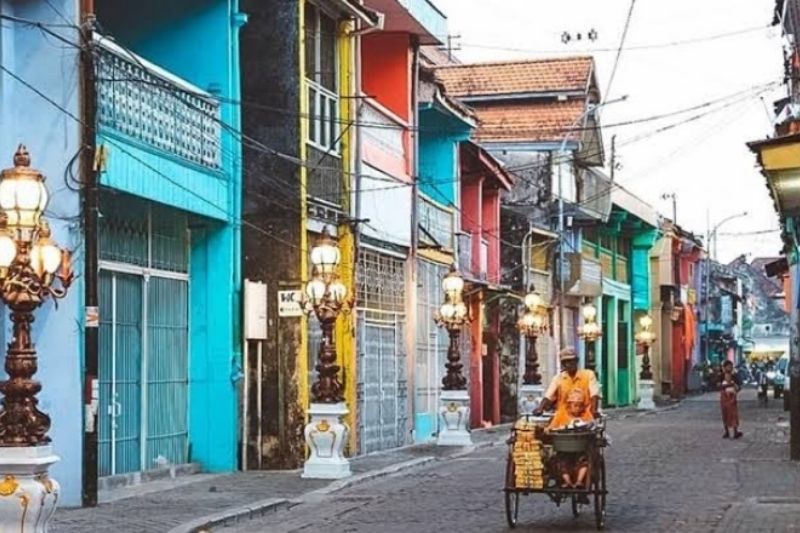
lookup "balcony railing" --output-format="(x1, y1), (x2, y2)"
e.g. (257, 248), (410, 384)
(95, 35), (222, 170)
(419, 196), (453, 251)
(362, 101), (407, 162)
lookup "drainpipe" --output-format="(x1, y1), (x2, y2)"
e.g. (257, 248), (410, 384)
(409, 37), (420, 438)
(80, 0), (99, 508)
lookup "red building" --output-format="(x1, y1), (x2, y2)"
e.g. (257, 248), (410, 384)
(458, 141), (513, 427)
(651, 219), (703, 398)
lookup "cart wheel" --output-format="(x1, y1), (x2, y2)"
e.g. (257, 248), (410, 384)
(593, 455), (606, 530)
(505, 456), (519, 528)
(571, 493), (579, 517)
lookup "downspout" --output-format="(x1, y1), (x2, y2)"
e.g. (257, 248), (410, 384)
(409, 37), (420, 441)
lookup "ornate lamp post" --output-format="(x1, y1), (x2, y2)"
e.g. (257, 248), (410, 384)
(635, 313), (657, 410)
(434, 265), (471, 446)
(0, 146), (73, 531)
(517, 286), (548, 416)
(578, 299), (602, 372)
(302, 227), (351, 479)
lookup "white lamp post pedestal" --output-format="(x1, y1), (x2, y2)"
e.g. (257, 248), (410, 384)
(638, 379), (656, 410)
(437, 390), (472, 446)
(518, 383), (545, 417)
(0, 446), (59, 532)
(302, 402), (351, 479)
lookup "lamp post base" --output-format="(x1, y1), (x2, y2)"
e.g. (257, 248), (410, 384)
(437, 390), (472, 446)
(0, 446), (59, 533)
(638, 379), (656, 410)
(518, 383), (545, 417)
(302, 402), (351, 479)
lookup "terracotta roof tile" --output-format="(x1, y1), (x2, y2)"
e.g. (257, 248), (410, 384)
(471, 100), (585, 143)
(435, 57), (593, 97)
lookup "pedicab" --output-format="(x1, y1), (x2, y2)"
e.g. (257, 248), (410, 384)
(503, 413), (608, 530)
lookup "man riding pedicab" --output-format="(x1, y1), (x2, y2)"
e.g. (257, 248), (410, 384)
(533, 348), (601, 500)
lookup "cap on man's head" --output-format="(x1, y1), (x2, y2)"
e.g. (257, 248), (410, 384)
(559, 348), (578, 361)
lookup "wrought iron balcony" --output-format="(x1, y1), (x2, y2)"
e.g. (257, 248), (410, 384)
(95, 36), (222, 170)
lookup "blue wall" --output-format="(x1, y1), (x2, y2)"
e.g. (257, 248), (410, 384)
(418, 106), (472, 206)
(0, 0), (83, 507)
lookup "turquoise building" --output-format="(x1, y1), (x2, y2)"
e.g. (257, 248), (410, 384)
(580, 185), (658, 407)
(89, 0), (244, 497)
(415, 67), (475, 442)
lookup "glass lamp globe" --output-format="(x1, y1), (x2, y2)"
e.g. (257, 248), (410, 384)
(310, 227), (340, 274)
(582, 302), (597, 321)
(524, 289), (543, 311)
(442, 266), (464, 300)
(329, 280), (347, 304)
(439, 302), (456, 321)
(639, 314), (653, 329)
(454, 302), (467, 320)
(520, 312), (536, 328)
(0, 232), (16, 269)
(305, 278), (327, 305)
(32, 223), (62, 275)
(0, 146), (48, 237)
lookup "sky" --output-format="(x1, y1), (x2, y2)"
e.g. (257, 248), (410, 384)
(435, 0), (785, 263)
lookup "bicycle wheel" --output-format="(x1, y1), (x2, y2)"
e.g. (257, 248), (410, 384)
(593, 454), (606, 530)
(505, 455), (519, 528)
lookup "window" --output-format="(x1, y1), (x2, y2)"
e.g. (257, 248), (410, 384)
(305, 2), (340, 152)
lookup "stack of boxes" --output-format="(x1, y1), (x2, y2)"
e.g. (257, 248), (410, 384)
(511, 420), (545, 489)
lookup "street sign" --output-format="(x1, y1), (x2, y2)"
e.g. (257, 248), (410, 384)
(278, 290), (304, 317)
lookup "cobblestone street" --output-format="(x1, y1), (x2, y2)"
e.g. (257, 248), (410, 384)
(222, 390), (800, 533)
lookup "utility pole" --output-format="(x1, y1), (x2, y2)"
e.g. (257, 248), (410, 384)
(661, 192), (677, 224)
(556, 96), (627, 349)
(609, 135), (617, 182)
(80, 0), (100, 508)
(445, 34), (461, 62)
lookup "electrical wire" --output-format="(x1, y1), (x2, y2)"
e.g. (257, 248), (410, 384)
(603, 0), (637, 103)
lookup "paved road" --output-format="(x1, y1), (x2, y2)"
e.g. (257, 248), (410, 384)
(222, 390), (800, 533)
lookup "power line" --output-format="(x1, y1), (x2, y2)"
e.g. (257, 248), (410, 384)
(603, 0), (637, 103)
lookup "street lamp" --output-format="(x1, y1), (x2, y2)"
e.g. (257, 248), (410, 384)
(434, 264), (472, 446)
(578, 299), (602, 373)
(516, 286), (549, 416)
(302, 227), (351, 479)
(635, 313), (657, 410)
(0, 146), (73, 531)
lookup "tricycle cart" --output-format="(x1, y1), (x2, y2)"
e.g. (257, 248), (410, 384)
(504, 415), (607, 530)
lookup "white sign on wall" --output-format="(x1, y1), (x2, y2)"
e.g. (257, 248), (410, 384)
(278, 290), (304, 318)
(244, 280), (268, 340)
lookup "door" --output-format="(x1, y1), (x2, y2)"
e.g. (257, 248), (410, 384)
(99, 270), (189, 476)
(357, 317), (407, 454)
(99, 271), (143, 476)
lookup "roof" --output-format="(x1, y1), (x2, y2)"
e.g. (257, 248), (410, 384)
(469, 100), (585, 143)
(435, 57), (594, 99)
(611, 184), (659, 228)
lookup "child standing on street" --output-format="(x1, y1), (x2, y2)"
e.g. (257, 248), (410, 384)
(720, 360), (743, 439)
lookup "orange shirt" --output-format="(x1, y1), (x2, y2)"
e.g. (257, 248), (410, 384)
(544, 369), (600, 429)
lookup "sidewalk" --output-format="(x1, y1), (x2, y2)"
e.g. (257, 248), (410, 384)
(53, 426), (510, 533)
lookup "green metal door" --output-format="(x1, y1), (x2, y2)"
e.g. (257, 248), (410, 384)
(145, 277), (189, 469)
(98, 192), (190, 476)
(99, 271), (143, 476)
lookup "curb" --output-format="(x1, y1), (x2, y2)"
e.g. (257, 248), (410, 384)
(166, 498), (293, 533)
(166, 434), (506, 533)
